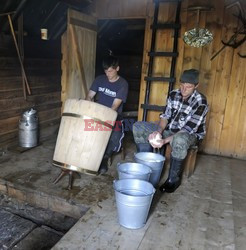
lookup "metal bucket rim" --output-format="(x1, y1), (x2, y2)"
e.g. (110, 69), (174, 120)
(117, 162), (152, 175)
(134, 152), (165, 162)
(113, 179), (156, 196)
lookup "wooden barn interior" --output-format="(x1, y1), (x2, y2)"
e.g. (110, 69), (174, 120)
(0, 0), (246, 249)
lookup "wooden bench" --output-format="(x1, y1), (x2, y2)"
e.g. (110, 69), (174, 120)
(165, 144), (198, 178)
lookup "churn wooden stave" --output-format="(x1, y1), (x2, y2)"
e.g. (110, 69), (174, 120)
(53, 99), (117, 174)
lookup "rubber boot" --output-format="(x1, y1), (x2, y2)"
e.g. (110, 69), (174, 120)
(136, 143), (153, 152)
(98, 146), (115, 175)
(159, 156), (185, 193)
(98, 157), (108, 175)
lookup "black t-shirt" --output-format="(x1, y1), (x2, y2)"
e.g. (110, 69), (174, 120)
(90, 75), (128, 113)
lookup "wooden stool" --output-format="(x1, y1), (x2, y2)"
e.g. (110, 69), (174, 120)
(184, 145), (198, 177)
(165, 144), (198, 178)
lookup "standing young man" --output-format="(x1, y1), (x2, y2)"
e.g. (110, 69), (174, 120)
(86, 55), (128, 174)
(133, 69), (208, 192)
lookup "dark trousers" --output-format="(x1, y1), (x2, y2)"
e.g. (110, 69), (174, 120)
(104, 119), (124, 158)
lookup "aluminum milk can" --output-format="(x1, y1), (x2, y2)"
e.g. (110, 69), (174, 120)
(19, 108), (39, 148)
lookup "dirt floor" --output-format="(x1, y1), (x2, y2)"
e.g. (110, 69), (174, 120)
(0, 133), (246, 250)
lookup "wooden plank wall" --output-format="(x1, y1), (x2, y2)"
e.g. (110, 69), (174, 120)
(0, 36), (61, 150)
(88, 0), (151, 19)
(138, 0), (246, 159)
(88, 0), (246, 160)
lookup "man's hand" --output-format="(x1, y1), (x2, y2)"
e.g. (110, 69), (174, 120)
(148, 131), (164, 148)
(86, 90), (96, 101)
(111, 98), (122, 111)
(148, 131), (160, 141)
(148, 132), (174, 148)
(162, 135), (173, 145)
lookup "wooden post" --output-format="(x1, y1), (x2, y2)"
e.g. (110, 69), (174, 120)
(8, 14), (31, 96)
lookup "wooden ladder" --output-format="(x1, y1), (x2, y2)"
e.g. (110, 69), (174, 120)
(141, 0), (182, 121)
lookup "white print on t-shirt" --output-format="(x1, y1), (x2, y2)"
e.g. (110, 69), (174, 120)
(98, 87), (105, 92)
(98, 87), (116, 97)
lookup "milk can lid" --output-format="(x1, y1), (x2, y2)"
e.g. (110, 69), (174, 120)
(24, 108), (37, 116)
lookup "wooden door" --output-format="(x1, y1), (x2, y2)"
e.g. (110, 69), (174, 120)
(61, 9), (97, 110)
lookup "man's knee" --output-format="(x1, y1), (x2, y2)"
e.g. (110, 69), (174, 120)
(132, 121), (144, 133)
(132, 121), (157, 144)
(173, 132), (190, 145)
(171, 132), (191, 159)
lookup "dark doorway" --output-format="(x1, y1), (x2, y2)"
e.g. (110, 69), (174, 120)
(95, 19), (145, 113)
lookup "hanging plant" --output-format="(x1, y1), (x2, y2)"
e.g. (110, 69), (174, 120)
(183, 6), (214, 48)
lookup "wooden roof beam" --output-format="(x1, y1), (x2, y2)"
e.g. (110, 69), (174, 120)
(2, 0), (29, 32)
(59, 0), (93, 9)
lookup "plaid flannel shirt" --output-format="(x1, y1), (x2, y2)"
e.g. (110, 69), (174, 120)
(160, 89), (209, 140)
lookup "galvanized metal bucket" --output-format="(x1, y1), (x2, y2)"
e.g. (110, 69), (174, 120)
(19, 108), (39, 148)
(113, 179), (155, 229)
(134, 152), (165, 187)
(117, 162), (152, 181)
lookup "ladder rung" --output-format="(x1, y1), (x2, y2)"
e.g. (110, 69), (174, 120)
(151, 23), (181, 30)
(141, 104), (165, 112)
(148, 52), (178, 57)
(145, 76), (176, 82)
